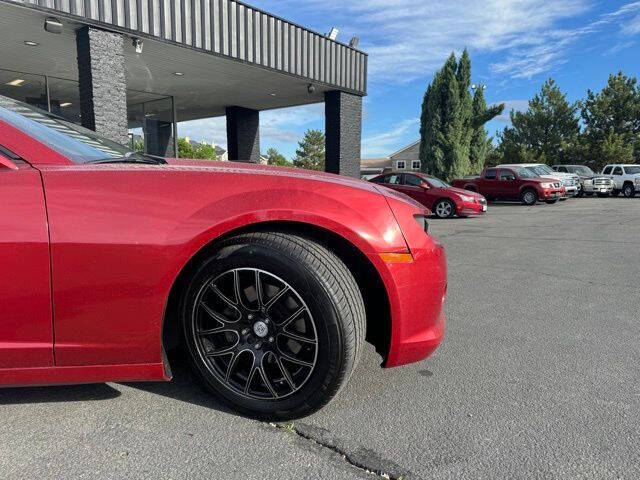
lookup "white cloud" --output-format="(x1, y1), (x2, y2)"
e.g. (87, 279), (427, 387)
(494, 100), (529, 122)
(362, 117), (418, 157)
(621, 14), (640, 35)
(603, 40), (636, 56)
(265, 0), (591, 83)
(260, 0), (640, 83)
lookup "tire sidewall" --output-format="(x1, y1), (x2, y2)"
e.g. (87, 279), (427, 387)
(623, 184), (635, 198)
(181, 241), (347, 418)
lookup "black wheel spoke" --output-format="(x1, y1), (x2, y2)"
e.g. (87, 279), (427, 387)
(273, 353), (297, 390)
(244, 354), (259, 395)
(255, 270), (264, 308)
(259, 357), (279, 398)
(280, 331), (317, 345)
(200, 302), (233, 325)
(204, 334), (240, 357)
(279, 307), (305, 328)
(277, 349), (314, 368)
(209, 284), (238, 309)
(264, 285), (290, 310)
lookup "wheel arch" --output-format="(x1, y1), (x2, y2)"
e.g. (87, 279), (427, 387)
(162, 220), (392, 365)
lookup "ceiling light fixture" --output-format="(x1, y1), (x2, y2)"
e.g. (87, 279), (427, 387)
(268, 93), (277, 97)
(6, 79), (25, 86)
(24, 41), (39, 47)
(173, 72), (184, 76)
(60, 102), (72, 107)
(44, 17), (63, 34)
(132, 38), (144, 54)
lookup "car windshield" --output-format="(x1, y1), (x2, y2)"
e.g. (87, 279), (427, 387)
(427, 176), (450, 188)
(624, 166), (640, 175)
(515, 168), (536, 179)
(528, 165), (554, 175)
(569, 166), (594, 175)
(0, 95), (162, 164)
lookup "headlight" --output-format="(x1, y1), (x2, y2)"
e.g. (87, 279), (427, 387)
(635, 178), (640, 185)
(541, 182), (554, 188)
(584, 179), (593, 186)
(459, 195), (475, 202)
(414, 214), (429, 234)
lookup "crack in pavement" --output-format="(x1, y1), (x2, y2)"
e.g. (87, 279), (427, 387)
(272, 422), (412, 480)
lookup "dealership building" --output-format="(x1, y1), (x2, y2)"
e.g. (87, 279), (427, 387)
(0, 0), (367, 176)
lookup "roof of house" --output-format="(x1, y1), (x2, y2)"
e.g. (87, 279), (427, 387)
(360, 158), (392, 169)
(389, 140), (420, 159)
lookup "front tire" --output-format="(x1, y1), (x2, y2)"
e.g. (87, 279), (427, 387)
(433, 199), (456, 219)
(181, 232), (365, 420)
(520, 189), (538, 206)
(623, 184), (636, 198)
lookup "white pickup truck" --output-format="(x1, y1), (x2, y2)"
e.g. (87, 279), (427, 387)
(601, 164), (640, 198)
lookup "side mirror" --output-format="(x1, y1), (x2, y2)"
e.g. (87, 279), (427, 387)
(0, 156), (19, 171)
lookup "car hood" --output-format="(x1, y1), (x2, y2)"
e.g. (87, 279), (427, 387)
(165, 158), (382, 194)
(446, 186), (484, 198)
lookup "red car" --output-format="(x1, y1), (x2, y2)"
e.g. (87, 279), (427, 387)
(451, 167), (565, 205)
(0, 96), (447, 420)
(371, 172), (487, 218)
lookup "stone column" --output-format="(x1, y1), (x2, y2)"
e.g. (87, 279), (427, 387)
(325, 91), (363, 178)
(76, 27), (129, 144)
(226, 106), (260, 163)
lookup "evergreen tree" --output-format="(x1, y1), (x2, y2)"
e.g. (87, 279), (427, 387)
(469, 86), (504, 173)
(419, 50), (503, 180)
(456, 49), (474, 173)
(497, 79), (579, 165)
(580, 72), (640, 169)
(265, 147), (290, 166)
(293, 129), (325, 171)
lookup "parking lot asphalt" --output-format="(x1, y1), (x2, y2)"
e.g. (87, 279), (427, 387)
(2, 197), (639, 480)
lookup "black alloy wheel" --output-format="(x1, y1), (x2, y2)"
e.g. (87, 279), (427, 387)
(181, 232), (365, 420)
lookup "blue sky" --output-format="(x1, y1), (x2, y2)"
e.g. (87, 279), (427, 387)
(179, 0), (640, 160)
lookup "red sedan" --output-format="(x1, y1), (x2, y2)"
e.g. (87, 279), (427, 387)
(0, 96), (447, 420)
(371, 172), (487, 218)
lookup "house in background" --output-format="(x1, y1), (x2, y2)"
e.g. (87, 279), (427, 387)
(360, 140), (421, 178)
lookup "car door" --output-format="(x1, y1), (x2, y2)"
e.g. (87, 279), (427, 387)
(479, 168), (499, 197)
(611, 166), (624, 189)
(397, 174), (432, 208)
(0, 145), (53, 369)
(496, 169), (518, 198)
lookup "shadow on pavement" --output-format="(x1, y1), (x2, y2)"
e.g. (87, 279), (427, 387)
(121, 351), (236, 416)
(0, 382), (121, 405)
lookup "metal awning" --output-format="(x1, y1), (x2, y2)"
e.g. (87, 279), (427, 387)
(2, 0), (367, 97)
